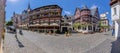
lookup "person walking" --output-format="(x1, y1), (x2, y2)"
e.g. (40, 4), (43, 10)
(19, 28), (23, 35)
(112, 26), (115, 36)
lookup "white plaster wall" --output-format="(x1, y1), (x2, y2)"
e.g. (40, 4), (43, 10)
(111, 2), (120, 21)
(82, 30), (93, 33)
(114, 21), (120, 39)
(77, 29), (93, 33)
(77, 29), (82, 32)
(115, 21), (119, 38)
(117, 21), (120, 38)
(111, 2), (120, 39)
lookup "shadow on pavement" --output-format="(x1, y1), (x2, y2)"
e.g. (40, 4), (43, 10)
(15, 34), (24, 48)
(111, 37), (120, 53)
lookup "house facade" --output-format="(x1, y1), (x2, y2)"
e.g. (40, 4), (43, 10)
(21, 4), (31, 30)
(110, 0), (120, 38)
(73, 5), (100, 33)
(11, 12), (21, 28)
(100, 13), (109, 32)
(28, 5), (62, 33)
(61, 15), (73, 33)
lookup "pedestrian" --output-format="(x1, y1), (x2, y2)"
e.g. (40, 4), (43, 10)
(19, 28), (23, 35)
(112, 27), (115, 36)
(14, 27), (17, 34)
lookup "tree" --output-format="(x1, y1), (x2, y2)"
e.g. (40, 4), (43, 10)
(6, 20), (13, 26)
(73, 22), (92, 29)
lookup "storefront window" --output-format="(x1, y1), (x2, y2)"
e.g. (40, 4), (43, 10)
(78, 26), (81, 29)
(82, 27), (86, 30)
(85, 27), (86, 30)
(88, 26), (92, 30)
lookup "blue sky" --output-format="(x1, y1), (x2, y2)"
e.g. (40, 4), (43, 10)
(6, 0), (112, 25)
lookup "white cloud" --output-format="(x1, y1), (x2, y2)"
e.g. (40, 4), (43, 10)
(64, 11), (71, 15)
(106, 12), (109, 14)
(91, 5), (98, 9)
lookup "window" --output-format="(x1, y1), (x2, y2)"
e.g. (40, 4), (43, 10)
(82, 27), (86, 30)
(84, 27), (86, 30)
(37, 15), (39, 18)
(44, 13), (48, 16)
(104, 22), (106, 24)
(78, 26), (81, 29)
(113, 7), (117, 15)
(55, 20), (59, 23)
(50, 20), (54, 24)
(88, 26), (92, 30)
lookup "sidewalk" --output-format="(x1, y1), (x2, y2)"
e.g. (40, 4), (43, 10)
(3, 31), (46, 53)
(3, 30), (116, 53)
(22, 30), (115, 53)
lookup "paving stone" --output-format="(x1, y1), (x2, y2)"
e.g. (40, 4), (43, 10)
(3, 30), (117, 53)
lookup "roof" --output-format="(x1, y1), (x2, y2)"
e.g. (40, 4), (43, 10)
(74, 7), (81, 15)
(82, 5), (88, 9)
(63, 15), (74, 22)
(22, 10), (27, 13)
(81, 5), (90, 11)
(90, 7), (100, 18)
(76, 7), (81, 10)
(32, 4), (62, 11)
(110, 0), (120, 5)
(91, 8), (97, 16)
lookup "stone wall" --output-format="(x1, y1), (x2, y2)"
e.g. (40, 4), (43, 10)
(0, 0), (6, 53)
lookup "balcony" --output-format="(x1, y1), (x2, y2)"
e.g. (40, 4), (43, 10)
(41, 23), (49, 26)
(50, 23), (59, 26)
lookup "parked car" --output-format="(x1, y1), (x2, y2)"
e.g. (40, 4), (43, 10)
(7, 26), (16, 33)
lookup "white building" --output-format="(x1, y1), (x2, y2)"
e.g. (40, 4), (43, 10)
(100, 13), (109, 32)
(110, 0), (120, 39)
(61, 15), (73, 33)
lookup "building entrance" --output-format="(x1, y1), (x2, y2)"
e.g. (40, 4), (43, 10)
(62, 27), (68, 33)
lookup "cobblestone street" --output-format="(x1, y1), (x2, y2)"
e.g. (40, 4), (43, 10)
(3, 30), (117, 53)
